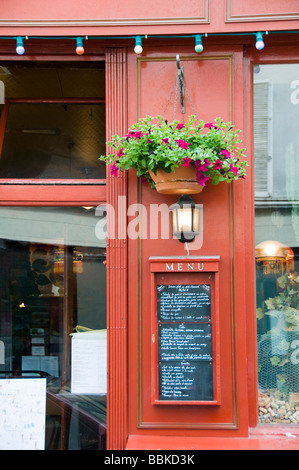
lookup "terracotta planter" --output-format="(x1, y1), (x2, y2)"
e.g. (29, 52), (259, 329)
(149, 166), (203, 195)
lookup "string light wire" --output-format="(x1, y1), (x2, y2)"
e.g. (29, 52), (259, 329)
(2, 30), (299, 55)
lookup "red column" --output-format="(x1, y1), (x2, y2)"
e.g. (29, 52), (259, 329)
(105, 47), (128, 450)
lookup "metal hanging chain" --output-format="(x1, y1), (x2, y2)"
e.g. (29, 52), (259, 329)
(184, 84), (199, 122)
(162, 54), (199, 123)
(162, 74), (179, 120)
(173, 74), (179, 122)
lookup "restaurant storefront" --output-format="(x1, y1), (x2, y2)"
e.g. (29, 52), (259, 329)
(0, 0), (299, 451)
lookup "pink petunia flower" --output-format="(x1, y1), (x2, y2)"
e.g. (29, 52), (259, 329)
(221, 149), (231, 158)
(175, 139), (190, 149)
(117, 148), (124, 157)
(110, 162), (118, 176)
(195, 158), (210, 172)
(204, 123), (217, 129)
(161, 138), (169, 144)
(229, 163), (238, 176)
(125, 130), (143, 140)
(196, 170), (209, 186)
(176, 123), (185, 130)
(182, 156), (191, 167)
(213, 159), (223, 170)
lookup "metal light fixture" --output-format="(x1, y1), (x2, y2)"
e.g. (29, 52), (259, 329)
(255, 240), (294, 275)
(169, 195), (201, 243)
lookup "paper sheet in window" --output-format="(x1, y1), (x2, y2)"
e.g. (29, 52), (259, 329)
(71, 330), (107, 395)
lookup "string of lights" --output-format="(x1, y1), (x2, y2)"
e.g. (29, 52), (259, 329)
(0, 30), (298, 56)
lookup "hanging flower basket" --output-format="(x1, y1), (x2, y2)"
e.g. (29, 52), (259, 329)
(99, 115), (247, 194)
(149, 165), (202, 195)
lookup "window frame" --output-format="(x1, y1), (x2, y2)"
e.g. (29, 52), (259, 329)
(0, 57), (107, 207)
(251, 52), (299, 429)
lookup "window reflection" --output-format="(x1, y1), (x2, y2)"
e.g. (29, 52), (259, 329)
(0, 207), (107, 449)
(254, 64), (299, 424)
(0, 103), (106, 179)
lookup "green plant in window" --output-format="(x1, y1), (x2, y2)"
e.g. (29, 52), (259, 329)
(257, 273), (299, 394)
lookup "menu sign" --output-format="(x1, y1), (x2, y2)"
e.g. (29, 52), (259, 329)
(157, 284), (211, 322)
(157, 284), (213, 401)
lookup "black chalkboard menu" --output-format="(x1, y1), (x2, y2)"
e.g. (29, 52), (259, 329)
(157, 284), (213, 401)
(157, 284), (211, 322)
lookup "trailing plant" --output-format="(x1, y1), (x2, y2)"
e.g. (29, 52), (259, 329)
(99, 115), (247, 188)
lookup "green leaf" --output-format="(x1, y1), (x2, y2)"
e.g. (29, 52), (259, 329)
(256, 308), (264, 320)
(270, 356), (280, 366)
(265, 298), (275, 310)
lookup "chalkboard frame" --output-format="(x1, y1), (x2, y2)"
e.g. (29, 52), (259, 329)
(150, 257), (221, 406)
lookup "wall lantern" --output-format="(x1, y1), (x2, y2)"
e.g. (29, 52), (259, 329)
(169, 195), (201, 243)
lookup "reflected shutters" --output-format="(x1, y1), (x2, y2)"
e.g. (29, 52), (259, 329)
(254, 80), (273, 198)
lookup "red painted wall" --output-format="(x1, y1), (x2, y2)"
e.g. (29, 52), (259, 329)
(0, 0), (299, 451)
(125, 44), (255, 446)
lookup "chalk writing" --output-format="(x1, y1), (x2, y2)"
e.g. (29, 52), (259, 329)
(157, 284), (211, 322)
(157, 283), (214, 401)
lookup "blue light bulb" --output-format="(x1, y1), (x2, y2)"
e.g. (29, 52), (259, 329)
(134, 36), (143, 54)
(255, 32), (264, 50)
(16, 36), (25, 55)
(195, 35), (204, 53)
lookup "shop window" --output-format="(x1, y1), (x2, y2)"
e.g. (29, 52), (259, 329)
(0, 102), (106, 179)
(0, 207), (107, 449)
(254, 64), (299, 424)
(0, 63), (106, 181)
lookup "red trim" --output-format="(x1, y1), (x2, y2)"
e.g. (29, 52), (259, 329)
(105, 47), (128, 451)
(0, 184), (106, 205)
(0, 97), (107, 201)
(150, 257), (221, 407)
(6, 98), (105, 104)
(126, 429), (299, 450)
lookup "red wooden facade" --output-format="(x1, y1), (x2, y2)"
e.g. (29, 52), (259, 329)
(0, 0), (299, 450)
